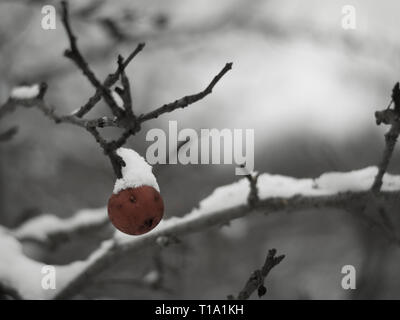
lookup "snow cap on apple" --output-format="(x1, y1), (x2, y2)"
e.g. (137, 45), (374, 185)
(108, 148), (164, 236)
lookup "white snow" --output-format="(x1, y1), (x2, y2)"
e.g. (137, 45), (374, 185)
(14, 207), (107, 242)
(119, 166), (400, 242)
(111, 90), (124, 109)
(2, 166), (400, 298)
(113, 148), (160, 194)
(143, 270), (160, 285)
(315, 166), (400, 192)
(10, 84), (40, 99)
(115, 166), (400, 243)
(191, 166), (400, 217)
(70, 107), (81, 115)
(0, 226), (110, 299)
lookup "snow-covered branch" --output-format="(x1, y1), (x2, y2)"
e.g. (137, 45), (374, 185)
(0, 224), (111, 300)
(48, 168), (400, 298)
(53, 169), (400, 299)
(1, 167), (399, 299)
(13, 208), (109, 249)
(1, 1), (400, 301)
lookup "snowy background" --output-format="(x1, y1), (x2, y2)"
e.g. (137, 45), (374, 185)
(1, 0), (400, 299)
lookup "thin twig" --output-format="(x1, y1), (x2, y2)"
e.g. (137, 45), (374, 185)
(228, 249), (285, 300)
(116, 55), (134, 116)
(86, 126), (125, 178)
(139, 62), (232, 122)
(73, 43), (145, 118)
(60, 1), (123, 119)
(372, 83), (400, 193)
(240, 165), (260, 207)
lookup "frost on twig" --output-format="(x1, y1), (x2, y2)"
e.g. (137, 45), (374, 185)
(228, 249), (285, 300)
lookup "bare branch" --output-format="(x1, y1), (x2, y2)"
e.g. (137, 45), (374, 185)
(372, 83), (400, 193)
(61, 1), (123, 119)
(0, 100), (17, 119)
(139, 62), (232, 122)
(228, 249), (285, 300)
(239, 165), (260, 207)
(116, 55), (134, 117)
(61, 1), (98, 88)
(0, 126), (18, 142)
(73, 43), (145, 118)
(0, 3), (228, 179)
(85, 126), (126, 178)
(1, 97), (118, 129)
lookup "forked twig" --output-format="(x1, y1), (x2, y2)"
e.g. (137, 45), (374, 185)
(0, 1), (232, 179)
(228, 249), (285, 300)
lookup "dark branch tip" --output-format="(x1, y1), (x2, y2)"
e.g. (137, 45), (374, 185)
(117, 54), (124, 67)
(257, 285), (267, 298)
(64, 49), (73, 57)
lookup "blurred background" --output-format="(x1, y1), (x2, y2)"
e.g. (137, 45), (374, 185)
(1, 0), (400, 299)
